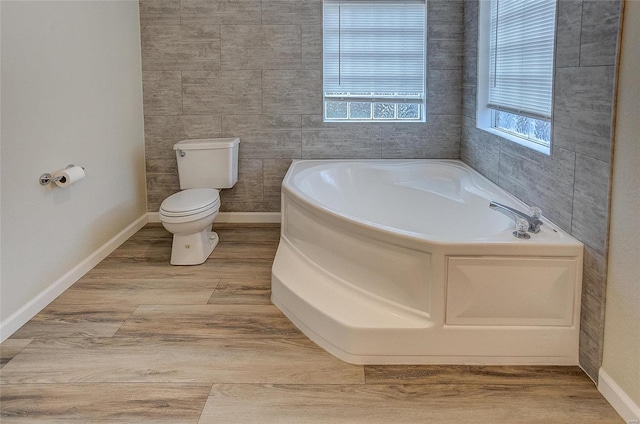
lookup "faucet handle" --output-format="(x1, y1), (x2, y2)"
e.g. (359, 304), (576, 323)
(529, 206), (542, 220)
(513, 218), (531, 239)
(528, 206), (543, 233)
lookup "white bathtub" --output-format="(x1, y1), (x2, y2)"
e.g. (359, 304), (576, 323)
(271, 160), (583, 365)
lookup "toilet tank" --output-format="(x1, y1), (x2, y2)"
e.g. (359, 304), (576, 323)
(173, 138), (239, 189)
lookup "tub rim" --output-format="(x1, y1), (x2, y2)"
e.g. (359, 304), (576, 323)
(281, 159), (583, 250)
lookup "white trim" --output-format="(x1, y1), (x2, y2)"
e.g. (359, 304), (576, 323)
(147, 211), (281, 224)
(598, 368), (640, 424)
(0, 214), (149, 342)
(481, 126), (551, 156)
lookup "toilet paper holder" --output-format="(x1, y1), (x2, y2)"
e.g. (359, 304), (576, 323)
(39, 164), (85, 185)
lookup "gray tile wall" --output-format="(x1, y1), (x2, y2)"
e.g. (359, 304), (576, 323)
(460, 0), (622, 382)
(141, 0), (464, 212)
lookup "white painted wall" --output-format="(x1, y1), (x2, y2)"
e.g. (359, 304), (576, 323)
(601, 0), (640, 419)
(0, 1), (146, 336)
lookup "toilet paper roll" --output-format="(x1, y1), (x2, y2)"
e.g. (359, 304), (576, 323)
(54, 166), (85, 187)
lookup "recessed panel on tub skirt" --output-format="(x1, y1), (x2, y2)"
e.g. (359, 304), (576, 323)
(445, 256), (578, 326)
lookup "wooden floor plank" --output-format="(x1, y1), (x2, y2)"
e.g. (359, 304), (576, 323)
(0, 337), (365, 385)
(81, 261), (219, 281)
(0, 340), (32, 368)
(84, 258), (272, 281)
(0, 223), (624, 423)
(198, 383), (624, 424)
(104, 245), (172, 262)
(208, 278), (272, 305)
(0, 383), (210, 423)
(52, 286), (216, 306)
(115, 304), (303, 338)
(364, 365), (592, 386)
(9, 301), (136, 339)
(72, 278), (221, 291)
(107, 242), (277, 262)
(212, 224), (281, 244)
(198, 258), (274, 279)
(209, 242), (278, 260)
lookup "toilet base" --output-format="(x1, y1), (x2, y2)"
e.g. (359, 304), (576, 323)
(170, 227), (219, 265)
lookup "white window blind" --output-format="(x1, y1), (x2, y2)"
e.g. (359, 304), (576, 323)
(323, 0), (426, 105)
(489, 0), (557, 121)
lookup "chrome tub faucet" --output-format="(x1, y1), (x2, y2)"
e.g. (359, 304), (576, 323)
(489, 201), (543, 234)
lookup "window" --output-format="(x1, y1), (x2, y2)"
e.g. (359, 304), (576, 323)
(323, 0), (426, 122)
(477, 0), (557, 154)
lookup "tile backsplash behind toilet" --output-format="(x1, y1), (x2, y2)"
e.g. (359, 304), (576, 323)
(140, 0), (464, 212)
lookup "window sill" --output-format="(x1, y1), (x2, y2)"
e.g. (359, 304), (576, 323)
(479, 126), (551, 156)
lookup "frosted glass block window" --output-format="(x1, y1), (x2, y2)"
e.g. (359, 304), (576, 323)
(323, 0), (426, 122)
(325, 101), (348, 119)
(494, 110), (551, 145)
(349, 102), (372, 119)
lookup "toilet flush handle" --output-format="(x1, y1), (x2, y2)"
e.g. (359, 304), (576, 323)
(178, 149), (186, 157)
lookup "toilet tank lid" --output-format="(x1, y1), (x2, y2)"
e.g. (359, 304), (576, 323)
(174, 138), (240, 150)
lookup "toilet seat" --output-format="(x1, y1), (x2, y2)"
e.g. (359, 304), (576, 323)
(160, 188), (220, 223)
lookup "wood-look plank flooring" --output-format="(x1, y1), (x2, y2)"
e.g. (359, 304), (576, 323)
(0, 224), (624, 423)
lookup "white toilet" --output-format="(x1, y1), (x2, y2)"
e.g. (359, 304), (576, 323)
(159, 138), (240, 265)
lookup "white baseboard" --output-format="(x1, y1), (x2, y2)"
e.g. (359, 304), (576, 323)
(0, 214), (149, 342)
(147, 212), (161, 222)
(599, 368), (640, 424)
(147, 211), (281, 224)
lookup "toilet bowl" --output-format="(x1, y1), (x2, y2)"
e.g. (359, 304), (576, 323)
(160, 188), (221, 265)
(158, 137), (239, 265)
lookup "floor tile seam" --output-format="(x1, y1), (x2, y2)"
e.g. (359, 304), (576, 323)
(362, 372), (594, 385)
(196, 383), (216, 424)
(117, 381), (603, 390)
(13, 335), (319, 342)
(53, 287), (221, 296)
(4, 334), (310, 342)
(214, 237), (280, 241)
(69, 281), (225, 286)
(199, 383), (440, 392)
(2, 381), (593, 387)
(92, 261), (276, 266)
(194, 381), (594, 388)
(206, 294), (272, 303)
(0, 381), (369, 387)
(0, 341), (36, 370)
(359, 381), (596, 387)
(209, 248), (278, 252)
(200, 256), (277, 260)
(74, 278), (224, 281)
(211, 251), (278, 254)
(119, 301), (282, 308)
(209, 257), (277, 260)
(109, 335), (311, 341)
(111, 303), (160, 338)
(0, 382), (213, 387)
(206, 301), (274, 305)
(212, 237), (280, 240)
(1, 339), (35, 346)
(48, 301), (219, 309)
(211, 245), (278, 249)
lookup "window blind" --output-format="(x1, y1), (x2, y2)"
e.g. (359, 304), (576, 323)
(488, 0), (556, 120)
(323, 0), (425, 103)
